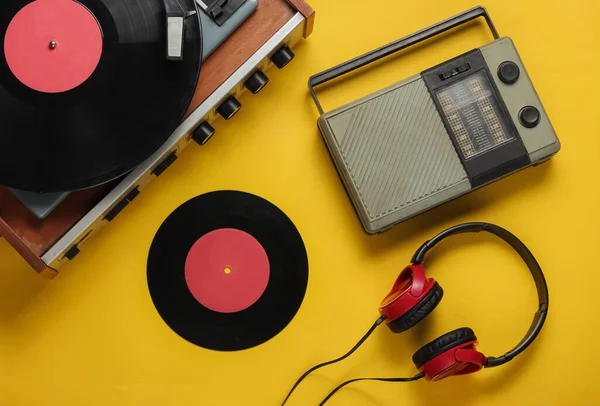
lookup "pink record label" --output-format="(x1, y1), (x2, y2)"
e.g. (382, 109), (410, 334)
(184, 228), (271, 314)
(4, 0), (103, 93)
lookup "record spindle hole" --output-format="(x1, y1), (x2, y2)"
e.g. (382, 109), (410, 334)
(224, 266), (232, 275)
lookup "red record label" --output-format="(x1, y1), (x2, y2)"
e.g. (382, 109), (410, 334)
(184, 228), (271, 314)
(4, 0), (103, 93)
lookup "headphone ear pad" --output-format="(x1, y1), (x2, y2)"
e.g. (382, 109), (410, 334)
(386, 282), (443, 333)
(412, 327), (477, 368)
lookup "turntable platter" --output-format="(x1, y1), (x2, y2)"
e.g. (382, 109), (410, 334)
(0, 0), (202, 192)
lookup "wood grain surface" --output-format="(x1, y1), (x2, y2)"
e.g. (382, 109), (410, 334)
(0, 216), (47, 272)
(186, 0), (295, 114)
(284, 0), (314, 36)
(0, 184), (114, 258)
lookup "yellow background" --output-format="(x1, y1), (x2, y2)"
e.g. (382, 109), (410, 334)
(1, 0), (598, 405)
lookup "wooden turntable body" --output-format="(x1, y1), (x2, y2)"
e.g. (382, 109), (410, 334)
(0, 0), (315, 278)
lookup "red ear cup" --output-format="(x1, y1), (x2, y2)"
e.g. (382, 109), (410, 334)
(412, 328), (487, 381)
(379, 265), (442, 333)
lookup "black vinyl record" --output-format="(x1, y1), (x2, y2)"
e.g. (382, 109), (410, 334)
(147, 191), (309, 351)
(0, 0), (202, 192)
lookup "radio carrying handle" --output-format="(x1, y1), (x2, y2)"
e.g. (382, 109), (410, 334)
(308, 6), (500, 115)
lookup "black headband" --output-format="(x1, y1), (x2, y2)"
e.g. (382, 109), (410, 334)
(410, 222), (548, 368)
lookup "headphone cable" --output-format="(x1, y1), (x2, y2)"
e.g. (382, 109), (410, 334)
(280, 315), (386, 406)
(319, 373), (425, 406)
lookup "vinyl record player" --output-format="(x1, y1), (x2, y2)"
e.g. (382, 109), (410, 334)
(0, 0), (315, 278)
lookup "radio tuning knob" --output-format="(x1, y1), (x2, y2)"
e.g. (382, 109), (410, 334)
(519, 106), (541, 128)
(498, 61), (520, 84)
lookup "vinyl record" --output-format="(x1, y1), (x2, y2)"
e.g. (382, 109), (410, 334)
(147, 191), (309, 351)
(0, 0), (202, 192)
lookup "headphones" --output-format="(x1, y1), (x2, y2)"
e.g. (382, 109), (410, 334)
(281, 222), (549, 405)
(380, 222), (548, 381)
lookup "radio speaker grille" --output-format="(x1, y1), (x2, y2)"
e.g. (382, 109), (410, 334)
(327, 78), (468, 221)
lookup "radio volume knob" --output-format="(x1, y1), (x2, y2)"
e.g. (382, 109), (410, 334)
(519, 106), (541, 128)
(498, 61), (520, 84)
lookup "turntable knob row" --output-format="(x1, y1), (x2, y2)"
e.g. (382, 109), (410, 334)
(191, 44), (295, 146)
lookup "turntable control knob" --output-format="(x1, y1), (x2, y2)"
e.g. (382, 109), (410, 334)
(244, 70), (269, 94)
(270, 45), (295, 69)
(217, 96), (242, 120)
(192, 121), (216, 146)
